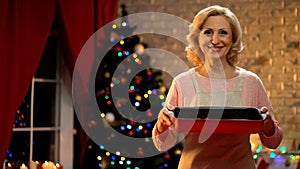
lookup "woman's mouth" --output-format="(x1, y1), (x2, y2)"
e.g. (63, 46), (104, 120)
(208, 45), (223, 52)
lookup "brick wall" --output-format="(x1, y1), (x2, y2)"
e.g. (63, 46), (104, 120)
(118, 0), (300, 151)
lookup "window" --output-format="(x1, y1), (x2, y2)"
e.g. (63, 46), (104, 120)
(5, 18), (73, 169)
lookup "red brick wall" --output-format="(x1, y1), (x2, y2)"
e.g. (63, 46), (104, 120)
(118, 0), (300, 151)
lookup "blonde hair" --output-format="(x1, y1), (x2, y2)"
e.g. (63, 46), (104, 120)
(186, 5), (244, 66)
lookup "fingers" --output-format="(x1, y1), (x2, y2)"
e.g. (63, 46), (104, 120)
(259, 106), (276, 136)
(260, 106), (272, 119)
(262, 112), (275, 136)
(166, 104), (175, 111)
(156, 105), (176, 133)
(260, 106), (268, 113)
(159, 108), (174, 126)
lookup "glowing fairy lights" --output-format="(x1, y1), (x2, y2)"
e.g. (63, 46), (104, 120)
(252, 145), (300, 168)
(6, 12), (178, 169)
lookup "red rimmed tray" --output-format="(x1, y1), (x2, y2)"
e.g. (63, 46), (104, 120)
(171, 106), (266, 134)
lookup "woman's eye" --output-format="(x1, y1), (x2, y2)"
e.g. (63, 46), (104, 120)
(203, 30), (213, 35)
(220, 30), (228, 35)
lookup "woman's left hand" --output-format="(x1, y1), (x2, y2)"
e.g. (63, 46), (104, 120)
(260, 106), (275, 136)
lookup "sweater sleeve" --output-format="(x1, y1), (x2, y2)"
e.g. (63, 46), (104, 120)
(152, 79), (179, 152)
(251, 74), (283, 149)
(152, 124), (178, 152)
(258, 119), (283, 149)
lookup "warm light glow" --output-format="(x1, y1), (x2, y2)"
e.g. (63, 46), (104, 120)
(135, 95), (142, 101)
(20, 164), (27, 169)
(132, 53), (138, 58)
(144, 94), (148, 98)
(121, 22), (127, 27)
(55, 163), (61, 168)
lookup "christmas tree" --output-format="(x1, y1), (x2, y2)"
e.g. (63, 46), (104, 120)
(80, 4), (183, 169)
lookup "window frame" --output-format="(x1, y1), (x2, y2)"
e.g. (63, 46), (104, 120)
(11, 33), (73, 169)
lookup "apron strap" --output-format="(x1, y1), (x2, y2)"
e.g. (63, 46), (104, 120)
(189, 68), (202, 106)
(189, 68), (202, 94)
(236, 68), (246, 91)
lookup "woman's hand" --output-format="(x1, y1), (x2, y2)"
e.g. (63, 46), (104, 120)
(260, 106), (275, 136)
(156, 104), (176, 133)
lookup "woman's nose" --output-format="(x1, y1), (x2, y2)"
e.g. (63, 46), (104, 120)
(211, 33), (220, 44)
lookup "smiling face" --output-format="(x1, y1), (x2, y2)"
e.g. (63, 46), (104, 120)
(198, 15), (233, 62)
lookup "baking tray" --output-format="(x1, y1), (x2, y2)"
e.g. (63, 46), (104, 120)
(170, 106), (266, 134)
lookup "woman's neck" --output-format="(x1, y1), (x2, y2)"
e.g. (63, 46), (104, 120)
(196, 62), (238, 79)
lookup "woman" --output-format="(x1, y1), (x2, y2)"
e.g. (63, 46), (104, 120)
(152, 5), (283, 169)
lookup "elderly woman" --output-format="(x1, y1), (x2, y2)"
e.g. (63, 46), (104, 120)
(152, 5), (283, 169)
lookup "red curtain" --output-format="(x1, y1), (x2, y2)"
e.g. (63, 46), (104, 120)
(58, 0), (118, 167)
(0, 0), (57, 164)
(59, 0), (119, 71)
(0, 0), (118, 165)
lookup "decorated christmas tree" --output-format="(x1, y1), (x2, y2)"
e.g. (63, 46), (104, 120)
(79, 4), (183, 169)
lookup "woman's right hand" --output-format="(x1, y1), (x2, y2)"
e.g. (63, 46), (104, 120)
(156, 104), (176, 133)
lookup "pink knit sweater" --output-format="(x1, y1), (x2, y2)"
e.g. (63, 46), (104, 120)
(152, 68), (283, 169)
